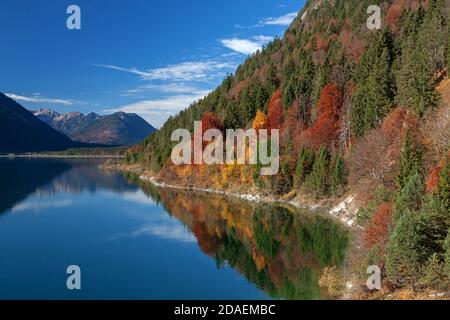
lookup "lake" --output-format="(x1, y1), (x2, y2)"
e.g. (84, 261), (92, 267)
(0, 158), (349, 300)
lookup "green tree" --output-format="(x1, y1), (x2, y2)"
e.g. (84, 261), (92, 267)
(419, 253), (448, 290)
(224, 99), (241, 129)
(395, 41), (439, 117)
(396, 130), (423, 190)
(295, 146), (314, 187)
(386, 213), (422, 287)
(437, 157), (450, 210)
(394, 172), (425, 219)
(445, 229), (450, 274)
(305, 147), (329, 197)
(267, 63), (279, 96)
(274, 160), (294, 196)
(418, 195), (450, 257)
(351, 29), (395, 136)
(330, 154), (346, 196)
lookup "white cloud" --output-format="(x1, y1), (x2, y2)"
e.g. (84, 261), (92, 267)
(221, 35), (274, 55)
(260, 12), (298, 26)
(104, 91), (210, 128)
(95, 60), (234, 82)
(130, 225), (196, 243)
(124, 83), (206, 95)
(120, 190), (156, 206)
(12, 199), (73, 213)
(5, 93), (75, 106)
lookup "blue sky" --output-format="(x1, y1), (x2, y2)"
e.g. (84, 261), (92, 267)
(0, 0), (305, 127)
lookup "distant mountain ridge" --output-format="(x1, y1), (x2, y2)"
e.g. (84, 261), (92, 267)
(33, 109), (156, 146)
(0, 93), (84, 153)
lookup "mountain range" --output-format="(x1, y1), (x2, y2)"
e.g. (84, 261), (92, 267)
(0, 92), (84, 153)
(32, 109), (156, 146)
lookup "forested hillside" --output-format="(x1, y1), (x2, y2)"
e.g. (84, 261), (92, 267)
(126, 0), (450, 294)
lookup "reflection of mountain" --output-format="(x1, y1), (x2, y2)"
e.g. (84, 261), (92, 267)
(0, 158), (71, 214)
(35, 159), (138, 196)
(127, 174), (349, 300)
(0, 158), (137, 215)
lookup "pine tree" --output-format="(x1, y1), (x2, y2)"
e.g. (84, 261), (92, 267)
(394, 172), (425, 219)
(419, 253), (448, 290)
(351, 29), (395, 136)
(445, 229), (450, 274)
(396, 130), (423, 190)
(224, 99), (241, 129)
(283, 76), (297, 110)
(437, 157), (450, 210)
(447, 20), (450, 72)
(386, 213), (422, 287)
(363, 48), (394, 130)
(419, 195), (450, 259)
(274, 160), (294, 196)
(330, 154), (346, 196)
(306, 147), (329, 197)
(395, 35), (439, 117)
(240, 85), (256, 125)
(254, 83), (269, 113)
(295, 146), (314, 187)
(267, 63), (279, 96)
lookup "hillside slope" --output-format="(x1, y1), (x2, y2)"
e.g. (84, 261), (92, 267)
(124, 0), (450, 296)
(0, 93), (79, 153)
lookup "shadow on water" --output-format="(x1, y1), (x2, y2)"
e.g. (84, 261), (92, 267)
(125, 172), (349, 300)
(0, 158), (137, 216)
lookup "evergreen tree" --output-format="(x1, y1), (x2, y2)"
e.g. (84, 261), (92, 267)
(363, 48), (394, 130)
(254, 83), (269, 113)
(274, 160), (294, 196)
(295, 146), (314, 187)
(419, 253), (448, 290)
(351, 29), (395, 136)
(396, 43), (439, 117)
(447, 20), (450, 72)
(282, 76), (297, 110)
(330, 154), (346, 196)
(305, 147), (329, 197)
(394, 172), (425, 219)
(386, 213), (422, 287)
(267, 63), (279, 95)
(419, 195), (450, 258)
(437, 157), (450, 210)
(445, 229), (450, 274)
(396, 130), (423, 190)
(224, 99), (241, 129)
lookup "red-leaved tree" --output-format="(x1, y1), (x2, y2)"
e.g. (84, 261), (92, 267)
(301, 83), (343, 151)
(364, 203), (393, 252)
(267, 89), (283, 130)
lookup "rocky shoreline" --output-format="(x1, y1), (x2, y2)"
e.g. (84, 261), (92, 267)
(100, 162), (359, 228)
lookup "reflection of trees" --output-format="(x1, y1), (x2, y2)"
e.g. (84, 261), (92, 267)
(128, 174), (349, 300)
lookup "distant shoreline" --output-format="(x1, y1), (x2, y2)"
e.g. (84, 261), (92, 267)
(0, 154), (124, 158)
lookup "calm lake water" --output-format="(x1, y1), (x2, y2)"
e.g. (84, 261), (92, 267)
(0, 158), (349, 300)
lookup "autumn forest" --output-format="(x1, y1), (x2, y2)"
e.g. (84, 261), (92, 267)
(123, 0), (450, 297)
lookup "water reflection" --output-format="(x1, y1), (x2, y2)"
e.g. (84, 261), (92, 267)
(0, 159), (349, 299)
(125, 173), (349, 300)
(0, 158), (137, 215)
